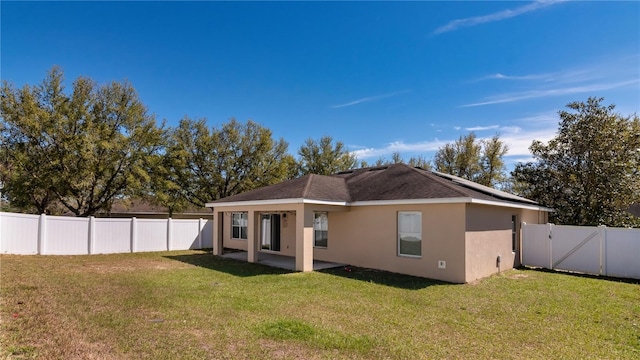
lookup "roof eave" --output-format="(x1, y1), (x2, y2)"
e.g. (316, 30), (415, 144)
(469, 198), (553, 212)
(206, 196), (552, 212)
(205, 198), (349, 208)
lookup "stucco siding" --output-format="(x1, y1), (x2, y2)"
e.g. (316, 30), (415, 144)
(464, 205), (547, 282)
(313, 203), (468, 283)
(213, 201), (547, 283)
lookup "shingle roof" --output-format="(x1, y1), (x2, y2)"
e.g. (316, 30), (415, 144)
(207, 173), (350, 203)
(208, 163), (541, 207)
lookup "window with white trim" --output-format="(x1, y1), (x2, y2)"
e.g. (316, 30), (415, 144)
(398, 211), (422, 257)
(232, 212), (248, 240)
(314, 212), (328, 248)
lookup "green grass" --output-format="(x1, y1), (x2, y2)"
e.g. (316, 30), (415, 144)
(1, 250), (638, 359)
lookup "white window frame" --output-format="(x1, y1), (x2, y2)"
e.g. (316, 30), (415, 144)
(398, 211), (422, 258)
(313, 212), (328, 248)
(511, 215), (518, 253)
(231, 212), (248, 240)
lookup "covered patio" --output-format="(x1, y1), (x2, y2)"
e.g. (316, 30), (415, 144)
(221, 250), (344, 271)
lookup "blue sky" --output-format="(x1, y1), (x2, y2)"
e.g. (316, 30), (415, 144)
(2, 1), (639, 169)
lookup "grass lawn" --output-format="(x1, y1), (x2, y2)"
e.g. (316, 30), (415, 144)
(1, 250), (638, 359)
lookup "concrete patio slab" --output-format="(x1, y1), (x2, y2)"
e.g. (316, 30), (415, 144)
(220, 251), (344, 271)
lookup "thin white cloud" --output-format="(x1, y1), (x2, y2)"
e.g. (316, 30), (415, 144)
(501, 111), (558, 158)
(331, 90), (411, 109)
(461, 79), (640, 107)
(351, 111), (559, 163)
(350, 130), (556, 162)
(351, 139), (447, 159)
(453, 126), (461, 130)
(465, 125), (500, 131)
(432, 0), (566, 35)
(499, 126), (522, 134)
(501, 128), (556, 157)
(477, 73), (554, 82)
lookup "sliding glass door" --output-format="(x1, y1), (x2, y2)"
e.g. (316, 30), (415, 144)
(260, 214), (281, 251)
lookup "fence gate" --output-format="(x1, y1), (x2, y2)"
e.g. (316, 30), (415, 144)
(551, 225), (603, 275)
(521, 223), (640, 280)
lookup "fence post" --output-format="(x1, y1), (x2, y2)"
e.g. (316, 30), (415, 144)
(131, 217), (137, 253)
(198, 218), (203, 249)
(548, 223), (554, 270)
(38, 214), (47, 255)
(167, 218), (173, 251)
(599, 225), (607, 276)
(88, 216), (95, 255)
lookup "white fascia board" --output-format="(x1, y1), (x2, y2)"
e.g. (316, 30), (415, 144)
(206, 197), (552, 212)
(205, 198), (347, 208)
(350, 197), (552, 211)
(349, 197), (472, 206)
(303, 199), (349, 206)
(469, 198), (553, 212)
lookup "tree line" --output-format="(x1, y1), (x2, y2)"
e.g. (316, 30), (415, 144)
(1, 68), (638, 226)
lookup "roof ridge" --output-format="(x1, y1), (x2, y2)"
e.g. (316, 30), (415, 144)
(302, 174), (314, 198)
(339, 176), (352, 202)
(406, 165), (471, 198)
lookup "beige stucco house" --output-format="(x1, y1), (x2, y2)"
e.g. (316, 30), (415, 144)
(205, 163), (551, 283)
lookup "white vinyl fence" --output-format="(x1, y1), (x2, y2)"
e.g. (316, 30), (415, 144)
(0, 212), (213, 255)
(522, 223), (640, 280)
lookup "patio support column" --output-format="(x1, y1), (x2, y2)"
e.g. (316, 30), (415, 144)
(247, 210), (257, 263)
(295, 204), (314, 272)
(212, 209), (223, 256)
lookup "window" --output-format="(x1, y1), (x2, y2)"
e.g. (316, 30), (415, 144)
(511, 215), (518, 252)
(232, 212), (248, 240)
(398, 211), (421, 257)
(314, 212), (328, 248)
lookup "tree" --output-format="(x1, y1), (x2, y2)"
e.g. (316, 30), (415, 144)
(478, 134), (509, 186)
(407, 155), (432, 170)
(365, 153), (431, 169)
(297, 136), (357, 175)
(434, 132), (508, 187)
(159, 117), (295, 209)
(0, 67), (165, 216)
(390, 151), (403, 164)
(512, 97), (640, 227)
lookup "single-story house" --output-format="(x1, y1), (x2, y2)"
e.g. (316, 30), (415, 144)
(205, 163), (551, 283)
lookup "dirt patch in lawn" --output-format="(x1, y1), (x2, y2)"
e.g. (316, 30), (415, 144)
(72, 258), (194, 274)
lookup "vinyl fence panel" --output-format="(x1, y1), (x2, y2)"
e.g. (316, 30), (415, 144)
(136, 219), (169, 252)
(605, 227), (640, 279)
(45, 216), (90, 255)
(93, 218), (133, 254)
(0, 212), (40, 254)
(201, 219), (213, 248)
(170, 219), (202, 250)
(0, 211), (213, 255)
(521, 223), (550, 268)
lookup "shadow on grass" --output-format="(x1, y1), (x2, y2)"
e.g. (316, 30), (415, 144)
(318, 265), (448, 290)
(166, 250), (447, 289)
(520, 266), (640, 285)
(164, 251), (292, 277)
